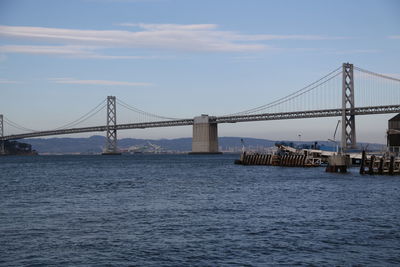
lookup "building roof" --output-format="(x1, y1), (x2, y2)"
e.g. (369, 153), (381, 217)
(389, 113), (400, 121)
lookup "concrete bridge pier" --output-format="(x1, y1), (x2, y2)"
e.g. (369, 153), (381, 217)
(190, 114), (221, 154)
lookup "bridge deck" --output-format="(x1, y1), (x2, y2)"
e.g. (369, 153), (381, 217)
(2, 105), (400, 141)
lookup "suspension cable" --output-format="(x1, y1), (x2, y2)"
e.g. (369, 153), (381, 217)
(227, 66), (342, 116)
(3, 99), (107, 134)
(52, 99), (106, 130)
(4, 117), (37, 132)
(263, 71), (342, 110)
(52, 103), (106, 130)
(117, 99), (181, 120)
(354, 67), (400, 82)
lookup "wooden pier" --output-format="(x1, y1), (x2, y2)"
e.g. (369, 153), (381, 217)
(234, 152), (321, 167)
(359, 151), (400, 175)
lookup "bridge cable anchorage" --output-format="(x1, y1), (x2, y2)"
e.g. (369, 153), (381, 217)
(224, 66), (343, 116)
(116, 99), (182, 121)
(51, 99), (107, 130)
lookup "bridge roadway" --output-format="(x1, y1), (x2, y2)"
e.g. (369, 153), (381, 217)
(2, 105), (400, 141)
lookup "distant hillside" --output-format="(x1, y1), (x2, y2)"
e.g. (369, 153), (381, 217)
(24, 135), (386, 154)
(25, 136), (273, 154)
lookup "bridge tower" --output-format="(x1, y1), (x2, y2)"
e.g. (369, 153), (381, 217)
(103, 96), (120, 155)
(0, 115), (4, 155)
(341, 63), (357, 150)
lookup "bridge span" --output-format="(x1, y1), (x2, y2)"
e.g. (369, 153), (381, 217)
(1, 63), (400, 154)
(2, 105), (400, 140)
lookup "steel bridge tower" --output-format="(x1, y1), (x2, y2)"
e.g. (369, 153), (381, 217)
(341, 63), (356, 150)
(0, 115), (4, 155)
(103, 96), (120, 155)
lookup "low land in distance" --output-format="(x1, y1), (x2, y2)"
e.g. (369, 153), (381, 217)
(19, 135), (386, 155)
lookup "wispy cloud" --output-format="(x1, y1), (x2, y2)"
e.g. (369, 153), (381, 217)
(0, 24), (344, 55)
(333, 49), (380, 55)
(0, 45), (161, 59)
(0, 78), (20, 84)
(0, 45), (92, 56)
(117, 23), (219, 31)
(49, 77), (153, 86)
(388, 35), (400, 39)
(84, 0), (165, 3)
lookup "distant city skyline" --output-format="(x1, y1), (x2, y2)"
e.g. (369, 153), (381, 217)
(1, 0), (399, 143)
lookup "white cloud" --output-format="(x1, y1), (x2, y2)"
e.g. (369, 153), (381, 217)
(0, 45), (160, 59)
(84, 0), (164, 3)
(49, 77), (153, 86)
(0, 24), (343, 54)
(0, 78), (20, 84)
(117, 23), (218, 31)
(333, 49), (380, 55)
(0, 45), (92, 55)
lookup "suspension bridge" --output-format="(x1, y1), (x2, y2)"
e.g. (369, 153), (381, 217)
(1, 63), (400, 154)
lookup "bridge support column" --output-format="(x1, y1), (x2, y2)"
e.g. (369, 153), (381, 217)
(102, 96), (120, 155)
(341, 63), (357, 150)
(190, 115), (221, 154)
(0, 115), (4, 155)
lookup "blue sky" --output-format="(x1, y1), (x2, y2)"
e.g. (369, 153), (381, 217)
(0, 0), (399, 143)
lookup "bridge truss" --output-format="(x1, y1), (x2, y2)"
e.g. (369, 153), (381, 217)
(1, 105), (399, 142)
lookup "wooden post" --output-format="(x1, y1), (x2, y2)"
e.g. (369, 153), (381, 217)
(360, 150), (366, 174)
(389, 156), (394, 175)
(378, 157), (384, 175)
(368, 155), (375, 175)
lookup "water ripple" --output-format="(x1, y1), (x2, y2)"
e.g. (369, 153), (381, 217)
(1, 154), (400, 266)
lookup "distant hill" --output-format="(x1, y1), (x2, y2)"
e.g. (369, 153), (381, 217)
(23, 135), (386, 154)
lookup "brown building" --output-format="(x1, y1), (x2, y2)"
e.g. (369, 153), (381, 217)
(388, 114), (400, 154)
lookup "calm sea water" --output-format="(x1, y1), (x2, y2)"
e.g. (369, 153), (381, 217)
(1, 154), (399, 266)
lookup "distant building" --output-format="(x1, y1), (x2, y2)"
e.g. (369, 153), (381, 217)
(2, 140), (38, 155)
(388, 114), (400, 154)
